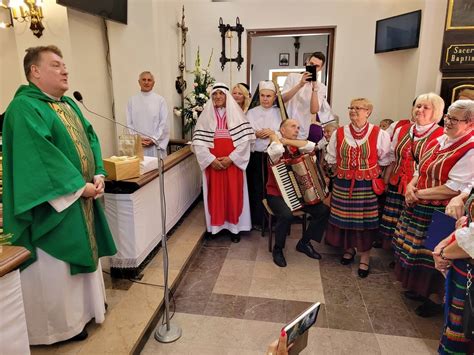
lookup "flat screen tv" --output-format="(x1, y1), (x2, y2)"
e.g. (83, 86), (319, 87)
(57, 0), (127, 25)
(375, 10), (421, 53)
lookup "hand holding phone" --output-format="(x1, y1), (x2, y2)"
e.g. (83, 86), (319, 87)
(305, 65), (317, 81)
(284, 302), (320, 345)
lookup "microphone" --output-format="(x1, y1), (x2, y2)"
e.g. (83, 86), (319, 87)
(73, 90), (158, 146)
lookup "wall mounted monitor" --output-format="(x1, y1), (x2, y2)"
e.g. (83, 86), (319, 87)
(57, 0), (127, 25)
(375, 10), (421, 53)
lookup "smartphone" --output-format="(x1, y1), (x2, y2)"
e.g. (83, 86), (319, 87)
(305, 65), (317, 81)
(284, 302), (320, 345)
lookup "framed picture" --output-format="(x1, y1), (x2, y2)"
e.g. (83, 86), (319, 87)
(302, 52), (313, 65)
(279, 53), (289, 66)
(446, 0), (474, 30)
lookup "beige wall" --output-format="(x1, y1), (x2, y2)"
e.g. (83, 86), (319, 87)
(1, 0), (447, 145)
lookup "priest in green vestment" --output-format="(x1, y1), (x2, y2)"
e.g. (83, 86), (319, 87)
(2, 45), (117, 344)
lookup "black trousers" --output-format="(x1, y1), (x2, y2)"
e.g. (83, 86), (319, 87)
(267, 195), (330, 250)
(246, 151), (268, 227)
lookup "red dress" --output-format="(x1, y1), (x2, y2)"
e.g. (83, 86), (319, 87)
(205, 109), (244, 226)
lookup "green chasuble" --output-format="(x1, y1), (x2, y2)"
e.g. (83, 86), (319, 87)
(2, 83), (117, 275)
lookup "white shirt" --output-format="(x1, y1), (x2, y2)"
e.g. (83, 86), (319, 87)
(282, 73), (334, 139)
(456, 223), (474, 258)
(420, 134), (474, 194)
(325, 124), (391, 167)
(126, 91), (170, 156)
(267, 132), (316, 164)
(246, 106), (282, 152)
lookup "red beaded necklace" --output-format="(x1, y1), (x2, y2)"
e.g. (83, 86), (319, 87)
(349, 122), (369, 140)
(412, 122), (436, 139)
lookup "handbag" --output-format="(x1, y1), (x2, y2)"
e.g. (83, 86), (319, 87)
(371, 178), (386, 196)
(463, 263), (474, 339)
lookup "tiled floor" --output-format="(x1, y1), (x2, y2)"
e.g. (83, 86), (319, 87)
(143, 224), (442, 354)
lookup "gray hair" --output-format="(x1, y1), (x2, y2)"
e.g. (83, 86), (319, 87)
(139, 71), (154, 80)
(448, 99), (474, 122)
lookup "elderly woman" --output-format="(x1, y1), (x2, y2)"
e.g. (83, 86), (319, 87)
(379, 93), (444, 250)
(192, 83), (255, 242)
(325, 98), (391, 277)
(435, 192), (474, 354)
(231, 83), (251, 113)
(393, 100), (474, 317)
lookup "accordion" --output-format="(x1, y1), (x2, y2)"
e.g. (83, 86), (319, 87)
(271, 154), (329, 211)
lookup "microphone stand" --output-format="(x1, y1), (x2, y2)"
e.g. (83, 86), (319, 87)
(154, 146), (182, 343)
(76, 97), (182, 343)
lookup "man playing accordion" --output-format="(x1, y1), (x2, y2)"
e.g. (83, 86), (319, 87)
(266, 119), (330, 267)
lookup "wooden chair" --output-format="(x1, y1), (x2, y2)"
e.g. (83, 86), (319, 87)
(262, 199), (307, 252)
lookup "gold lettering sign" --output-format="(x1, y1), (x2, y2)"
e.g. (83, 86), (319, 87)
(445, 44), (474, 66)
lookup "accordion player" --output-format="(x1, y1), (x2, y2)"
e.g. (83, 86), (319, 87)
(271, 153), (329, 211)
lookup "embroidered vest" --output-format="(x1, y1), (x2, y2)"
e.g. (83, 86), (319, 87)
(417, 133), (474, 206)
(390, 124), (443, 194)
(335, 125), (381, 180)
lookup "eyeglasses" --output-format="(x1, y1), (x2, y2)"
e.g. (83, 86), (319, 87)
(443, 114), (468, 125)
(348, 106), (368, 111)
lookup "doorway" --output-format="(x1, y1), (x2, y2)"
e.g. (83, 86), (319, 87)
(247, 27), (335, 103)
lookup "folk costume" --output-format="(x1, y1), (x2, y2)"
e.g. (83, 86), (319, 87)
(439, 197), (474, 354)
(246, 81), (283, 228)
(393, 133), (474, 299)
(192, 83), (255, 234)
(325, 123), (391, 251)
(126, 91), (170, 157)
(2, 83), (117, 344)
(379, 122), (443, 249)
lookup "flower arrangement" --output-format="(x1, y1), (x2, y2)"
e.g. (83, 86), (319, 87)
(174, 48), (215, 135)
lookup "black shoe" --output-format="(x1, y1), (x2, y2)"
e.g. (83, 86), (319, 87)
(272, 248), (287, 267)
(340, 249), (356, 265)
(252, 225), (262, 231)
(415, 299), (442, 318)
(388, 261), (395, 269)
(231, 234), (240, 243)
(403, 291), (426, 302)
(358, 262), (370, 278)
(296, 241), (322, 260)
(70, 329), (88, 341)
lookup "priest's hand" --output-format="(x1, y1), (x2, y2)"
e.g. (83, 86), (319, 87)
(218, 156), (233, 169)
(94, 176), (105, 197)
(211, 159), (225, 170)
(82, 183), (98, 198)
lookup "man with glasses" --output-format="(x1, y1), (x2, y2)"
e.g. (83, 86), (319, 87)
(282, 52), (334, 139)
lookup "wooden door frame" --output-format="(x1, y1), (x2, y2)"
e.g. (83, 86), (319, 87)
(246, 26), (336, 103)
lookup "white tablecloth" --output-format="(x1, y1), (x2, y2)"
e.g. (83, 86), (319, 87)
(0, 269), (30, 355)
(104, 154), (201, 268)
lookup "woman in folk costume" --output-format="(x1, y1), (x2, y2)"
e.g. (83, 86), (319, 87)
(192, 83), (255, 242)
(379, 93), (444, 250)
(325, 98), (391, 278)
(435, 192), (474, 355)
(393, 100), (474, 318)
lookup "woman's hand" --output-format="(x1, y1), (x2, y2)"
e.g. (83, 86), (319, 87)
(433, 238), (452, 275)
(266, 330), (289, 355)
(446, 194), (467, 219)
(405, 184), (419, 206)
(456, 216), (468, 230)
